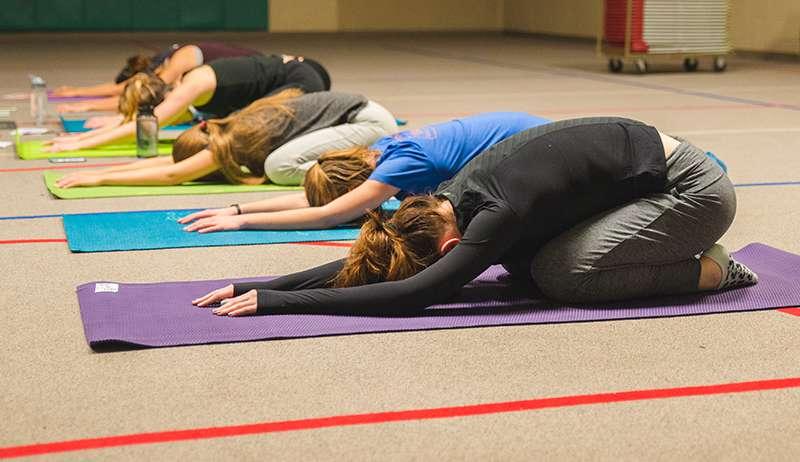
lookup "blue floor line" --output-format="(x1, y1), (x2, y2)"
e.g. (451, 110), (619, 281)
(0, 181), (795, 223)
(733, 181), (800, 188)
(0, 213), (62, 220)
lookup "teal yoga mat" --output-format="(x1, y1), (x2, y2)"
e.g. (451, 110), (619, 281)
(63, 202), (400, 252)
(60, 116), (193, 134)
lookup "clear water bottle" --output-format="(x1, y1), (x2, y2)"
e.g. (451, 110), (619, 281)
(136, 104), (158, 158)
(30, 75), (47, 126)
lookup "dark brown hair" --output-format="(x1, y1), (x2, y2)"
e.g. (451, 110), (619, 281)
(115, 54), (152, 84)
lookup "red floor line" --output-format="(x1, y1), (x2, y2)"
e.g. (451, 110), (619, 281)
(0, 238), (66, 245)
(0, 162), (128, 173)
(778, 307), (800, 317)
(1, 376), (798, 459)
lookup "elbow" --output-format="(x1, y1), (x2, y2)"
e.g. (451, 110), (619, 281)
(314, 206), (344, 229)
(316, 215), (338, 229)
(161, 171), (186, 185)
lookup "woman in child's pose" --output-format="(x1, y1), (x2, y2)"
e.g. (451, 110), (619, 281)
(56, 91), (395, 188)
(179, 112), (549, 232)
(55, 42), (263, 114)
(47, 54), (330, 152)
(194, 117), (757, 316)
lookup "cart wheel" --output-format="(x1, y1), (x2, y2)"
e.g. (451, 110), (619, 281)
(608, 59), (623, 73)
(713, 56), (727, 72)
(683, 58), (699, 72)
(634, 58), (648, 74)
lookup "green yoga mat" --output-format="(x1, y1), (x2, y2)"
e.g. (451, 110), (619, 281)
(17, 140), (173, 160)
(44, 171), (303, 199)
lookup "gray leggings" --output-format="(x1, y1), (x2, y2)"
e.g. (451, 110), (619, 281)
(264, 101), (398, 185)
(531, 141), (736, 303)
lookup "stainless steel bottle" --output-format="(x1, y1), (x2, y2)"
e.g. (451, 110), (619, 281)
(136, 104), (158, 158)
(30, 75), (47, 127)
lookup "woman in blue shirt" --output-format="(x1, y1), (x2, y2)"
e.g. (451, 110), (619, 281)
(180, 112), (550, 232)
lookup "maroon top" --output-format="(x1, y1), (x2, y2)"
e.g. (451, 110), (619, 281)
(194, 42), (262, 63)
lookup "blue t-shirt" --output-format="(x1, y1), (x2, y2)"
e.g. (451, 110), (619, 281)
(369, 112), (550, 198)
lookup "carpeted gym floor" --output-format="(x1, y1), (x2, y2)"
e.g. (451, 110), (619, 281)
(1, 31), (799, 460)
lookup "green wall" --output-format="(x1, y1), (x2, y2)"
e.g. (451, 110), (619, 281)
(0, 0), (268, 30)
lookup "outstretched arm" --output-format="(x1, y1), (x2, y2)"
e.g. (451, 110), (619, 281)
(47, 66), (214, 152)
(177, 192), (311, 225)
(192, 259), (346, 313)
(182, 179), (399, 232)
(55, 148), (218, 188)
(92, 155), (175, 174)
(52, 81), (125, 97)
(57, 96), (120, 114)
(199, 204), (523, 316)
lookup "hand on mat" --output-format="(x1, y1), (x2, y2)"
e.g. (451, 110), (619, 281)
(183, 215), (244, 233)
(44, 140), (83, 153)
(179, 207), (237, 225)
(193, 284), (234, 307)
(56, 172), (102, 188)
(47, 132), (83, 144)
(85, 114), (124, 129)
(213, 290), (258, 317)
(57, 102), (93, 113)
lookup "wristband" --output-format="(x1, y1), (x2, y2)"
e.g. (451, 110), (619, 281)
(229, 204), (242, 215)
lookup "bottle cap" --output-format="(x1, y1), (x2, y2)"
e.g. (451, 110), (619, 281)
(137, 104), (155, 115)
(29, 75), (46, 87)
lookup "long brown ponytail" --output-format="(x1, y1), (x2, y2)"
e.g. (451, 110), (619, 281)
(332, 195), (450, 287)
(304, 147), (378, 207)
(207, 88), (303, 184)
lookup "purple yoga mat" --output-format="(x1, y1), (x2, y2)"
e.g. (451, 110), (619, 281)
(77, 243), (800, 350)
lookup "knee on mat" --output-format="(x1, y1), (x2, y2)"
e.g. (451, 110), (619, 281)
(530, 256), (594, 303)
(264, 158), (307, 186)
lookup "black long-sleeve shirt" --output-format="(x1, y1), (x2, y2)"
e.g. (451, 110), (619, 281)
(234, 117), (668, 315)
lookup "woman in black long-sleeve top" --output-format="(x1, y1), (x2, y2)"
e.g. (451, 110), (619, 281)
(194, 117), (757, 317)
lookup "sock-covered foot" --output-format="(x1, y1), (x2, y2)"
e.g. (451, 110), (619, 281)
(702, 244), (759, 290)
(719, 258), (759, 290)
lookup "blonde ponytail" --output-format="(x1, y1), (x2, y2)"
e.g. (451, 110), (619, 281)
(118, 72), (168, 122)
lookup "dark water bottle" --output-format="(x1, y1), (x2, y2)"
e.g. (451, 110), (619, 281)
(136, 104), (158, 158)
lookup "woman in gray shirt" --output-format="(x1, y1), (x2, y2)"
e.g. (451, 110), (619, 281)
(55, 90), (397, 189)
